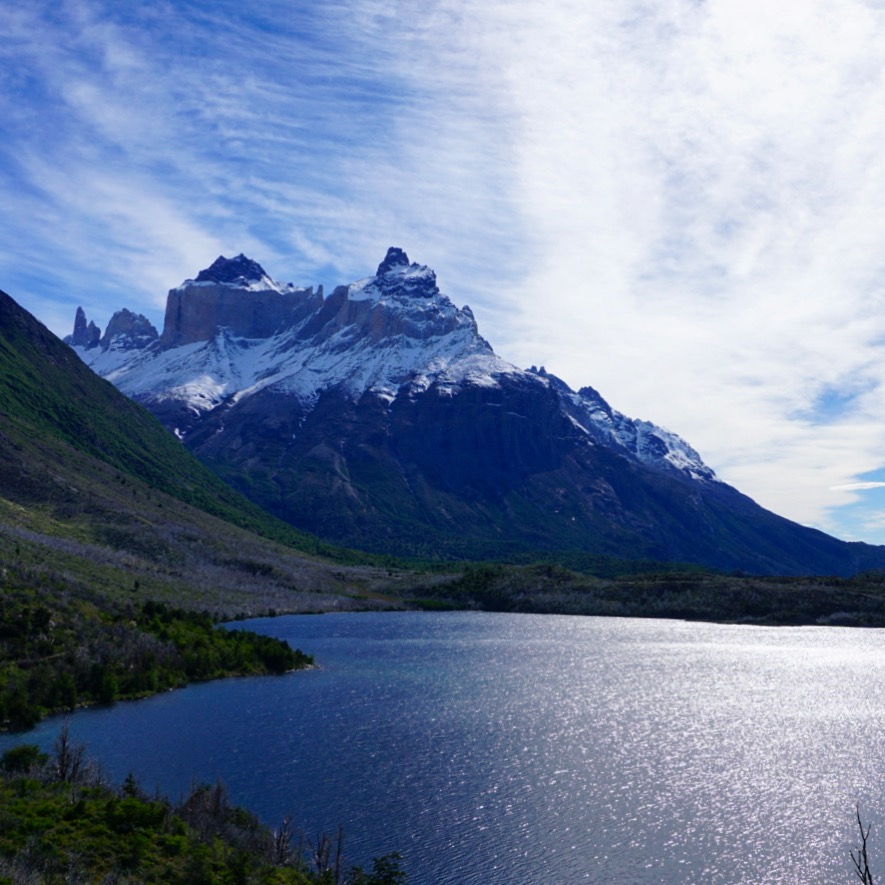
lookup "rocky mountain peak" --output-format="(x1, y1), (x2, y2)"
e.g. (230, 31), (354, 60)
(101, 309), (159, 351)
(359, 247), (439, 302)
(376, 247), (411, 276)
(195, 254), (269, 286)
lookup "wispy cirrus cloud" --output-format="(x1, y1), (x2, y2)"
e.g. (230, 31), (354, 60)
(0, 0), (524, 325)
(4, 0), (885, 543)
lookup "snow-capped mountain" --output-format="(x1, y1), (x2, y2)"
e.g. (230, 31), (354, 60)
(72, 248), (713, 482)
(68, 248), (872, 573)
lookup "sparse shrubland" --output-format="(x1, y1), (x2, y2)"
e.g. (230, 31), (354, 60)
(0, 439), (416, 618)
(407, 562), (885, 626)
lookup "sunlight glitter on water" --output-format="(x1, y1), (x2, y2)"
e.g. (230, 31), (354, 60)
(5, 613), (885, 884)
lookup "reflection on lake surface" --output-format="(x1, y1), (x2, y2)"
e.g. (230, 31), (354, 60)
(4, 611), (885, 883)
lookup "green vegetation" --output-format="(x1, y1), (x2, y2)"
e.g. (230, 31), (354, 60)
(0, 558), (312, 730)
(0, 733), (407, 884)
(0, 438), (414, 618)
(408, 562), (885, 626)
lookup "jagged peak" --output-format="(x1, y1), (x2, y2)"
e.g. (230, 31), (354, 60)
(103, 308), (158, 339)
(195, 254), (268, 286)
(67, 306), (101, 349)
(578, 384), (614, 418)
(376, 247), (411, 276)
(107, 306), (149, 323)
(349, 248), (440, 304)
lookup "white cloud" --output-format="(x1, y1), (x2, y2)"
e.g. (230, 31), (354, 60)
(451, 0), (885, 540)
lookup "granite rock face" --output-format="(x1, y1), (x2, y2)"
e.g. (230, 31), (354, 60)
(161, 254), (321, 346)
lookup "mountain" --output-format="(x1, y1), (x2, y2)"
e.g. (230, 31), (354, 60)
(0, 285), (411, 615)
(68, 249), (885, 575)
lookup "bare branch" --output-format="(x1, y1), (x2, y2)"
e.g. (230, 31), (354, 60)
(851, 806), (875, 885)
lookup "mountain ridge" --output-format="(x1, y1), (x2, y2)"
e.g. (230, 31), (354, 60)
(70, 248), (709, 482)
(66, 249), (885, 575)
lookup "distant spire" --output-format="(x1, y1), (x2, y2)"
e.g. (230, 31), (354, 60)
(69, 306), (101, 348)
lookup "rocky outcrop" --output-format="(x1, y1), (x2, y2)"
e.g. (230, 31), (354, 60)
(160, 255), (322, 346)
(101, 309), (158, 351)
(66, 307), (101, 349)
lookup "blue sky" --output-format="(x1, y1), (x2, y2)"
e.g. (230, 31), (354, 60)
(5, 0), (885, 544)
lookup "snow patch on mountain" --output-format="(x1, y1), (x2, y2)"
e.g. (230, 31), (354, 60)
(565, 383), (717, 481)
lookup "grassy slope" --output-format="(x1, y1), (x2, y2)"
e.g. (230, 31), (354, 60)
(0, 288), (428, 614)
(0, 290), (379, 562)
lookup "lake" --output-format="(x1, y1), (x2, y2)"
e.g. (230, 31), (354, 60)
(4, 611), (885, 883)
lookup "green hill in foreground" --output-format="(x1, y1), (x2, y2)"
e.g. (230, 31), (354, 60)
(0, 737), (406, 884)
(0, 288), (380, 567)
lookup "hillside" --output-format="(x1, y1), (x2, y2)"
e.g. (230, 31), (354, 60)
(0, 286), (418, 615)
(0, 286), (443, 727)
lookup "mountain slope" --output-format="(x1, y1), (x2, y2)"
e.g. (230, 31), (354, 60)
(68, 250), (885, 576)
(0, 286), (414, 615)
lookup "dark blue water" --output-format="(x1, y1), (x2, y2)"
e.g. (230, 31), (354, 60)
(4, 611), (885, 883)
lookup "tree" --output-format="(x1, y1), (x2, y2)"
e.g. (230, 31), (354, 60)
(852, 807), (875, 885)
(353, 853), (408, 885)
(0, 743), (47, 774)
(53, 719), (86, 783)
